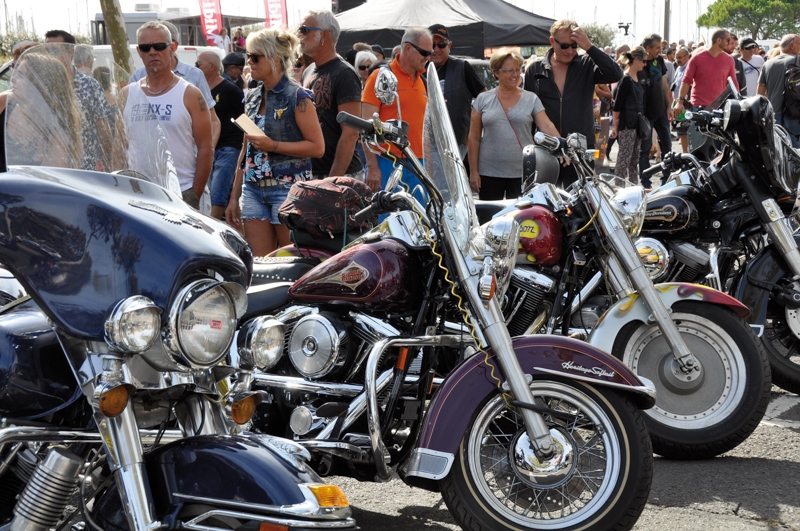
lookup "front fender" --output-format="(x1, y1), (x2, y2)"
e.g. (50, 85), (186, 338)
(403, 335), (654, 486)
(732, 243), (793, 328)
(93, 434), (354, 527)
(588, 282), (750, 354)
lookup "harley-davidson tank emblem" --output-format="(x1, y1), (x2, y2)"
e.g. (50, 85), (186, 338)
(561, 360), (616, 378)
(310, 261), (370, 289)
(645, 204), (678, 222)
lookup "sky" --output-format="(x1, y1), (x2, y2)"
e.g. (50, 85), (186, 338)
(2, 0), (715, 46)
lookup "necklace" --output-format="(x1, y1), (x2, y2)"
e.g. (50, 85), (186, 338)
(143, 74), (176, 96)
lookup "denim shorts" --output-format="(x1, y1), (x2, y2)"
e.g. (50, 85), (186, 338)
(242, 181), (293, 224)
(209, 146), (241, 206)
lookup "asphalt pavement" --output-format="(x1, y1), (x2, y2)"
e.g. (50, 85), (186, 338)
(329, 386), (800, 530)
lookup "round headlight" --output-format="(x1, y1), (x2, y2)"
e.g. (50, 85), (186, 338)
(611, 185), (646, 237)
(104, 296), (162, 353)
(165, 279), (237, 368)
(484, 217), (521, 300)
(237, 317), (285, 370)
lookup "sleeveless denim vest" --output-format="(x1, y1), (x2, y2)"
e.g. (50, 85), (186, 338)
(244, 76), (311, 180)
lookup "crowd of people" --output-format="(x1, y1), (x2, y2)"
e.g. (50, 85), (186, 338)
(2, 12), (800, 256)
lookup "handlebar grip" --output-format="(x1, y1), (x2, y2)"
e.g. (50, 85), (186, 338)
(534, 131), (564, 152)
(337, 112), (375, 135)
(354, 202), (380, 222)
(642, 161), (666, 179)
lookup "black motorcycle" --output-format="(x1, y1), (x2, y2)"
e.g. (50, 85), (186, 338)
(0, 43), (356, 531)
(636, 87), (800, 394)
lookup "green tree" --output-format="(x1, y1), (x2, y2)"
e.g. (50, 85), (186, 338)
(580, 22), (616, 49)
(697, 0), (800, 39)
(0, 29), (40, 60)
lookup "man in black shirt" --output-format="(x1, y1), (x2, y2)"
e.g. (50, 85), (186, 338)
(428, 24), (486, 157)
(221, 52), (245, 90)
(638, 33), (673, 186)
(298, 9), (364, 178)
(197, 51), (244, 219)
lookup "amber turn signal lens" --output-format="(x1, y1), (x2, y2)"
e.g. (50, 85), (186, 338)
(231, 395), (257, 424)
(257, 523), (288, 531)
(307, 484), (349, 507)
(99, 385), (129, 417)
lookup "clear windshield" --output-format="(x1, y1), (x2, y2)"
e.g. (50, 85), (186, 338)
(4, 43), (179, 193)
(422, 63), (479, 253)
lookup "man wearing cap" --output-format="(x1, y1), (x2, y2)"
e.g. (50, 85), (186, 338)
(739, 38), (764, 99)
(196, 51), (244, 219)
(222, 52), (245, 90)
(297, 10), (363, 179)
(428, 23), (486, 157)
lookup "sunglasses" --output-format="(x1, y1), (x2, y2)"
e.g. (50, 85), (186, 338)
(433, 41), (449, 49)
(298, 25), (324, 35)
(358, 64), (372, 70)
(405, 41), (432, 57)
(553, 37), (578, 50)
(247, 52), (266, 63)
(742, 43), (758, 50)
(138, 42), (169, 52)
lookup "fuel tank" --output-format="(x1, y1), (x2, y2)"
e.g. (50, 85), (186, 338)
(508, 205), (563, 266)
(642, 184), (708, 236)
(289, 238), (424, 313)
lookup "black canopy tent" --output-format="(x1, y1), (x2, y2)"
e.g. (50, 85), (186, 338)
(335, 0), (556, 58)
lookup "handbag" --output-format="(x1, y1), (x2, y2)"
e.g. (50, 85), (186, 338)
(637, 113), (652, 140)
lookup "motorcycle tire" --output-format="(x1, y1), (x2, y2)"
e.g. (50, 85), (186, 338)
(440, 378), (653, 531)
(761, 302), (800, 394)
(612, 301), (771, 460)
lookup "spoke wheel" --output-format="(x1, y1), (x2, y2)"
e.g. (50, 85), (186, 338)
(441, 379), (652, 531)
(613, 301), (770, 459)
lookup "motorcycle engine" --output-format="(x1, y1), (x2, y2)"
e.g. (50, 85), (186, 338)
(504, 271), (552, 336)
(636, 237), (710, 283)
(288, 313), (350, 379)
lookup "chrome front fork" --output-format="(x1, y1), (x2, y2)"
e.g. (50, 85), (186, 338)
(588, 185), (699, 373)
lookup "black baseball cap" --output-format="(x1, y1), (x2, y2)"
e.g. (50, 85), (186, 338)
(371, 44), (385, 57)
(740, 38), (758, 50)
(222, 52), (245, 67)
(429, 24), (449, 41)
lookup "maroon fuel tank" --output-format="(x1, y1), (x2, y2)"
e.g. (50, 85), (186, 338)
(288, 238), (424, 313)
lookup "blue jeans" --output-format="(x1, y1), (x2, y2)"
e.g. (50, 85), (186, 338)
(377, 157), (427, 203)
(639, 114), (672, 186)
(777, 114), (800, 148)
(241, 182), (293, 224)
(209, 146), (241, 206)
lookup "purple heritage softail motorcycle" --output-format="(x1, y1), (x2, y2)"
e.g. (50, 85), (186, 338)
(233, 64), (656, 530)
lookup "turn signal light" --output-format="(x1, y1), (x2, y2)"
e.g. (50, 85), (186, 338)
(307, 484), (349, 507)
(99, 385), (129, 417)
(257, 524), (288, 531)
(231, 395), (257, 425)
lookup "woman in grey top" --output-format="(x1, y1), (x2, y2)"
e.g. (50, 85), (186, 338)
(468, 48), (560, 200)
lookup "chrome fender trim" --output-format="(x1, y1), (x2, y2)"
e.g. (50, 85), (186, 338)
(402, 448), (455, 480)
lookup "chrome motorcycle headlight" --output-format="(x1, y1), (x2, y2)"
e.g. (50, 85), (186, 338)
(104, 296), (162, 353)
(610, 185), (647, 237)
(237, 317), (285, 370)
(164, 279), (241, 368)
(482, 217), (521, 301)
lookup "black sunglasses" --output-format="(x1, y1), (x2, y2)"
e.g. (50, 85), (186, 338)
(553, 37), (578, 50)
(298, 25), (324, 35)
(246, 52), (266, 63)
(405, 41), (432, 57)
(138, 42), (169, 52)
(358, 65), (371, 70)
(433, 41), (449, 49)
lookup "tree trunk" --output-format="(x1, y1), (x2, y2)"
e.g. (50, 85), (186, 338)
(98, 0), (132, 74)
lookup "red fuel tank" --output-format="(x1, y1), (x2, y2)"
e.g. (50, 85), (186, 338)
(289, 238), (424, 313)
(509, 206), (563, 266)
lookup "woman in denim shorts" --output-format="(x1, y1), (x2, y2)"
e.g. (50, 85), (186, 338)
(225, 27), (324, 256)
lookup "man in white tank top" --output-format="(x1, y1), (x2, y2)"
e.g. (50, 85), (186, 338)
(120, 21), (213, 209)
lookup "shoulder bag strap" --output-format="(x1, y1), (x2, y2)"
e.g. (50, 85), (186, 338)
(497, 92), (524, 149)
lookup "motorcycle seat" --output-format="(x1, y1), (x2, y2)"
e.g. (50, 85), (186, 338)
(251, 256), (320, 288)
(290, 228), (365, 255)
(475, 199), (513, 225)
(243, 282), (293, 322)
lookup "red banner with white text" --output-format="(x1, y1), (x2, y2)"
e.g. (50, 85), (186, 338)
(198, 0), (223, 46)
(264, 0), (288, 29)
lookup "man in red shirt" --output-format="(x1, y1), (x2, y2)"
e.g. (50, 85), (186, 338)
(674, 28), (739, 112)
(361, 27), (431, 193)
